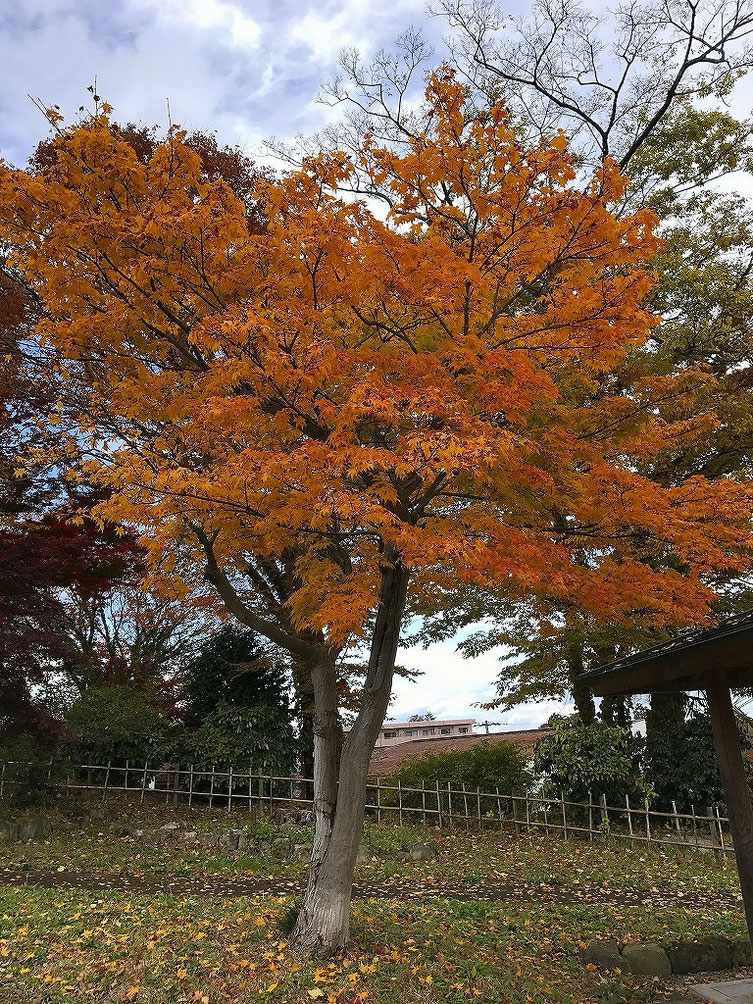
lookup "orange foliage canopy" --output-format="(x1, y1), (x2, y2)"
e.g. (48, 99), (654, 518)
(1, 72), (750, 646)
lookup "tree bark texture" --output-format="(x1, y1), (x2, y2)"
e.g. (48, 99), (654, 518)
(292, 556), (409, 956)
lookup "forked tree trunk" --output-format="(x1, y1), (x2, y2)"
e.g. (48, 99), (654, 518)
(292, 556), (409, 956)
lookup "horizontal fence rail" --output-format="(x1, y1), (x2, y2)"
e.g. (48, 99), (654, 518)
(0, 760), (733, 858)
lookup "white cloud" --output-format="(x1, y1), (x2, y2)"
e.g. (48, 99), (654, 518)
(387, 636), (571, 730)
(128, 0), (262, 49)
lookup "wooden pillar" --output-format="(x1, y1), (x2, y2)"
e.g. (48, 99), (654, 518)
(706, 670), (753, 945)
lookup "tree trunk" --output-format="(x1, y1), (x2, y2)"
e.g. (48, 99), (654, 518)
(292, 657), (316, 801)
(567, 646), (595, 724)
(292, 555), (409, 956)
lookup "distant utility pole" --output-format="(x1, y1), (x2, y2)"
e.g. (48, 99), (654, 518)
(476, 720), (502, 735)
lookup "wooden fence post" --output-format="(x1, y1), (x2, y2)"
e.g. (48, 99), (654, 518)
(436, 780), (442, 827)
(561, 790), (568, 839)
(671, 800), (681, 837)
(599, 793), (608, 838)
(376, 778), (382, 824)
(707, 805), (725, 865)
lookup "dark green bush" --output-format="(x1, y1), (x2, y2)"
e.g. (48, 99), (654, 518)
(533, 714), (649, 805)
(65, 685), (173, 764)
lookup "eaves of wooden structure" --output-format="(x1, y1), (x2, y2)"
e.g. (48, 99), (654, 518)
(581, 610), (753, 946)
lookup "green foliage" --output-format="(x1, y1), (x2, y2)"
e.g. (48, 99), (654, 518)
(533, 715), (649, 804)
(65, 685), (172, 764)
(0, 733), (68, 807)
(175, 701), (297, 772)
(386, 739), (531, 795)
(643, 694), (740, 812)
(183, 626), (290, 727)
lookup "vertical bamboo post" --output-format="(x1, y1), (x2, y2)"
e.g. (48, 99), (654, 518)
(398, 779), (403, 826)
(495, 786), (503, 829)
(588, 790), (594, 840)
(188, 764), (195, 807)
(462, 782), (469, 827)
(645, 798), (651, 845)
(707, 805), (724, 864)
(561, 790), (567, 839)
(173, 765), (181, 808)
(599, 793), (608, 839)
(692, 804), (698, 848)
(525, 790), (531, 832)
(209, 766), (216, 809)
(257, 767), (263, 810)
(447, 782), (453, 828)
(671, 800), (682, 838)
(625, 794), (633, 836)
(476, 786), (482, 830)
(716, 805), (728, 869)
(421, 781), (427, 825)
(141, 762), (148, 803)
(124, 760), (130, 798)
(102, 761), (111, 803)
(227, 766), (233, 813)
(376, 777), (382, 824)
(436, 780), (442, 827)
(0, 762), (5, 800)
(248, 766), (253, 812)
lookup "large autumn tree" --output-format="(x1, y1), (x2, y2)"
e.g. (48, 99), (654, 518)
(2, 73), (752, 954)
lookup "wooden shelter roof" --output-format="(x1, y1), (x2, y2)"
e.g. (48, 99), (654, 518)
(582, 609), (753, 696)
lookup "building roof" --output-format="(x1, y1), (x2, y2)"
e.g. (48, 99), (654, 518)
(346, 718), (475, 732)
(582, 609), (753, 697)
(367, 727), (551, 776)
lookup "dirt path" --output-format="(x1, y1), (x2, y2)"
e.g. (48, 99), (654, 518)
(0, 865), (741, 910)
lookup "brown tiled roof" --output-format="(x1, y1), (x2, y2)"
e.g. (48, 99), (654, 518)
(367, 728), (551, 776)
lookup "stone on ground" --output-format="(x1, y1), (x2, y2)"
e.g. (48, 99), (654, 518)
(579, 940), (621, 969)
(621, 943), (672, 976)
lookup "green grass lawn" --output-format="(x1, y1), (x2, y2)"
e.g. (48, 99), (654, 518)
(0, 799), (746, 1003)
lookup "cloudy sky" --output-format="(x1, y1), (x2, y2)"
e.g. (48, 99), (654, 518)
(0, 0), (453, 168)
(6, 0), (650, 730)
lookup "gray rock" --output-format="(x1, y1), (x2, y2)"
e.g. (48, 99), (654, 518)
(160, 822), (181, 832)
(406, 841), (437, 862)
(221, 829), (241, 849)
(356, 844), (374, 865)
(580, 940), (622, 970)
(271, 837), (292, 858)
(730, 938), (752, 968)
(293, 843), (311, 860)
(667, 936), (733, 975)
(182, 831), (198, 843)
(621, 943), (672, 976)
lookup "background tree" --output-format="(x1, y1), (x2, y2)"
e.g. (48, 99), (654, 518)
(533, 714), (649, 805)
(314, 9), (753, 735)
(442, 0), (753, 171)
(182, 625), (291, 727)
(3, 75), (752, 956)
